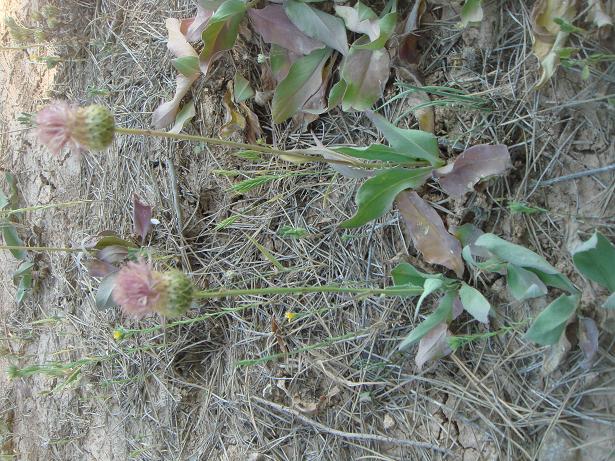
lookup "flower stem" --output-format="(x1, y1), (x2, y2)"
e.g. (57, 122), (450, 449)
(194, 285), (422, 299)
(0, 245), (81, 253)
(114, 127), (426, 170)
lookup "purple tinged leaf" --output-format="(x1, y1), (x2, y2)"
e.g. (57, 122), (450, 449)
(199, 0), (246, 74)
(133, 194), (153, 241)
(340, 39), (390, 112)
(433, 144), (511, 198)
(183, 6), (213, 42)
(415, 322), (452, 370)
(248, 4), (326, 55)
(579, 317), (599, 370)
(396, 191), (464, 277)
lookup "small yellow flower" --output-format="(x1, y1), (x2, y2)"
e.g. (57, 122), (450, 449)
(284, 312), (298, 322)
(112, 328), (125, 341)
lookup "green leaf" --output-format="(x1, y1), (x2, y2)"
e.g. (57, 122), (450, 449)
(1, 220), (27, 259)
(333, 144), (418, 163)
(527, 268), (577, 293)
(525, 294), (579, 346)
(398, 291), (455, 350)
(392, 262), (443, 287)
(272, 47), (331, 123)
(199, 0), (246, 72)
(14, 261), (34, 305)
(459, 283), (491, 323)
(415, 278), (444, 313)
(171, 56), (200, 78)
(341, 40), (390, 112)
(474, 233), (559, 275)
(169, 100), (196, 134)
(340, 167), (431, 228)
(285, 0), (349, 55)
(93, 235), (138, 250)
(95, 273), (118, 310)
(327, 79), (347, 109)
(0, 191), (8, 210)
(233, 73), (254, 103)
(365, 112), (441, 166)
(460, 0), (483, 27)
(572, 232), (615, 292)
(506, 264), (548, 301)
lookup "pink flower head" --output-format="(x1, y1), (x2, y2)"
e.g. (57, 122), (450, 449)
(112, 261), (166, 318)
(35, 101), (115, 156)
(35, 101), (81, 156)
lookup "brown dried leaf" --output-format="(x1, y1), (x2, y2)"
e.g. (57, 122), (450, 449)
(397, 191), (464, 277)
(240, 102), (262, 144)
(531, 0), (576, 87)
(415, 322), (452, 370)
(433, 144), (511, 198)
(220, 83), (246, 138)
(579, 317), (599, 370)
(248, 4), (326, 55)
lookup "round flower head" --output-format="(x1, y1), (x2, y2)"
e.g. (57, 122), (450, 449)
(112, 261), (193, 318)
(36, 101), (115, 155)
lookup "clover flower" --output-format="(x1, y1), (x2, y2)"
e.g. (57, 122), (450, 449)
(112, 261), (193, 318)
(35, 101), (115, 155)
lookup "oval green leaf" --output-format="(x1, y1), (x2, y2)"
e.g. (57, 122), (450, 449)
(525, 294), (579, 346)
(340, 167), (432, 228)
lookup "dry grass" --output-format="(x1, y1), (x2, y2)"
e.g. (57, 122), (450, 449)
(1, 0), (614, 460)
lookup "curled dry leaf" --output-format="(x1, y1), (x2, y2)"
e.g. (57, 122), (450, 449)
(182, 5), (213, 42)
(415, 322), (452, 370)
(579, 317), (599, 370)
(133, 194), (153, 242)
(397, 191), (464, 277)
(152, 18), (200, 128)
(433, 144), (511, 198)
(248, 4), (325, 55)
(531, 0), (577, 87)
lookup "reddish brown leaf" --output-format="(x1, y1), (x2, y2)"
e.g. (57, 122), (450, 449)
(433, 144), (511, 198)
(415, 322), (452, 370)
(248, 4), (325, 55)
(397, 191), (464, 277)
(133, 194), (153, 242)
(86, 259), (118, 278)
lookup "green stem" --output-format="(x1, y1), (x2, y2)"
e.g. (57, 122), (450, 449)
(194, 285), (422, 299)
(0, 245), (81, 253)
(114, 127), (425, 170)
(0, 199), (94, 216)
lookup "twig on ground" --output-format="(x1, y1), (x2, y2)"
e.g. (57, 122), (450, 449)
(250, 396), (453, 455)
